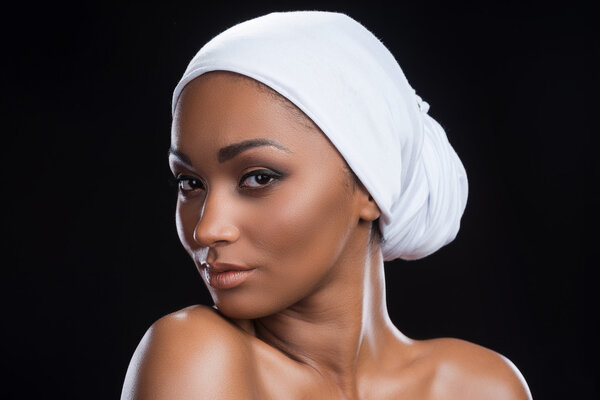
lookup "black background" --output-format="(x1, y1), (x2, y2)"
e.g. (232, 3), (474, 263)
(5, 1), (594, 399)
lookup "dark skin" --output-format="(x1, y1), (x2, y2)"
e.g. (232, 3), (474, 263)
(121, 72), (532, 400)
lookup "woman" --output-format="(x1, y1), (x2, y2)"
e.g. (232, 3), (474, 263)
(122, 11), (531, 399)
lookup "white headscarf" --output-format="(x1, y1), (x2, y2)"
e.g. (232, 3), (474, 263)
(172, 11), (468, 261)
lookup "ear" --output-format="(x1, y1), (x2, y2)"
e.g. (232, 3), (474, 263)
(355, 181), (381, 222)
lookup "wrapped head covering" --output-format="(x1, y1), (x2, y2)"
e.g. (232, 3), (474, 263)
(172, 11), (468, 261)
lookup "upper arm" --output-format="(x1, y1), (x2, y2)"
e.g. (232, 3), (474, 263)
(430, 339), (532, 400)
(121, 306), (257, 400)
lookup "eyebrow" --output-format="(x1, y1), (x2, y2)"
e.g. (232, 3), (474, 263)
(168, 148), (192, 165)
(168, 138), (291, 165)
(218, 139), (291, 163)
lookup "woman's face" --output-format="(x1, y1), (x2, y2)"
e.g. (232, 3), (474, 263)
(169, 72), (377, 319)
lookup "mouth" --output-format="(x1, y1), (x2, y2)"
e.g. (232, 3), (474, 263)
(201, 262), (256, 290)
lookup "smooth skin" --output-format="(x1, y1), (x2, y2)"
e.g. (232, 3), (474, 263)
(122, 72), (532, 400)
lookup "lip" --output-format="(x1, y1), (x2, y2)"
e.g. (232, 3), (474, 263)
(202, 262), (256, 290)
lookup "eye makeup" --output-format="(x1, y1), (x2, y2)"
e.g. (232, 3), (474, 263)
(239, 168), (284, 189)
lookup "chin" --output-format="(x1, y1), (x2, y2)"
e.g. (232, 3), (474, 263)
(209, 291), (282, 320)
(211, 291), (298, 319)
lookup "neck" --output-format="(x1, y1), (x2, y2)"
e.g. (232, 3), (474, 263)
(251, 243), (406, 397)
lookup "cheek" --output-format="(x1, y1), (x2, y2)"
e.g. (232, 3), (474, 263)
(246, 174), (356, 296)
(175, 198), (199, 256)
(263, 191), (347, 253)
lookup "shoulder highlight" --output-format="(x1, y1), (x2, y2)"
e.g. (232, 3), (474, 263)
(121, 305), (257, 400)
(426, 338), (532, 400)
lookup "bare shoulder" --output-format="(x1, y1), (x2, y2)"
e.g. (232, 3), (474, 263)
(419, 337), (532, 400)
(121, 305), (258, 400)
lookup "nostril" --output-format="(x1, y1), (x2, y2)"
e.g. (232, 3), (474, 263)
(193, 220), (240, 247)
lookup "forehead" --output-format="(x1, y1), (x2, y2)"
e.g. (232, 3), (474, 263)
(171, 72), (324, 154)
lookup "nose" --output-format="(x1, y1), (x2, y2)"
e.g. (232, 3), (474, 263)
(193, 190), (240, 248)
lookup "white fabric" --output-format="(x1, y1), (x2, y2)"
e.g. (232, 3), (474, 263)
(172, 11), (468, 261)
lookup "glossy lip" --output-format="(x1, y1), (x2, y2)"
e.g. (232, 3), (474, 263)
(202, 262), (256, 290)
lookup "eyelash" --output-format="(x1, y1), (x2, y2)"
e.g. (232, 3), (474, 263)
(239, 169), (282, 190)
(173, 175), (205, 194)
(172, 169), (283, 195)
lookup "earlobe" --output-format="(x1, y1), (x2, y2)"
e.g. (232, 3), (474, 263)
(359, 195), (381, 222)
(356, 182), (381, 222)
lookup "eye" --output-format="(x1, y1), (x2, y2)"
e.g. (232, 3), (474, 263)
(239, 169), (282, 189)
(176, 175), (205, 193)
